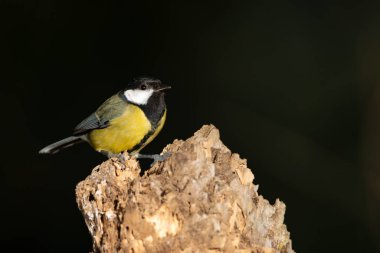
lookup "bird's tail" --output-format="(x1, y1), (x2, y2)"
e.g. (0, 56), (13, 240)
(39, 136), (84, 154)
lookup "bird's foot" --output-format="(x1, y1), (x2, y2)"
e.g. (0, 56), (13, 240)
(114, 153), (127, 164)
(136, 152), (171, 166)
(101, 151), (127, 164)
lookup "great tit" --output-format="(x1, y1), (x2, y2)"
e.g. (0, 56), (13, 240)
(39, 77), (170, 162)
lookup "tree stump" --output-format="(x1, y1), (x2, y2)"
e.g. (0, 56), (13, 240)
(76, 125), (295, 253)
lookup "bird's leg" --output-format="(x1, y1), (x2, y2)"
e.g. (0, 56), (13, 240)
(136, 152), (171, 165)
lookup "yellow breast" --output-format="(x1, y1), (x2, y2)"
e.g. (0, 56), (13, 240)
(88, 104), (152, 154)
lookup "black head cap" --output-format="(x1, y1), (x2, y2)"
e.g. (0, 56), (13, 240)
(126, 77), (171, 91)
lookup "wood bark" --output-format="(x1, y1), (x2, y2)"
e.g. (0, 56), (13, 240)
(76, 125), (295, 253)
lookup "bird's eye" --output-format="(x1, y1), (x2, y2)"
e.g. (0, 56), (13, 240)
(141, 84), (147, 90)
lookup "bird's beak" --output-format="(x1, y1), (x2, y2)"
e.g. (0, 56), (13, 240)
(157, 84), (171, 91)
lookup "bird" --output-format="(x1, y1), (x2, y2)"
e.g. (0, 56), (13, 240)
(39, 77), (171, 162)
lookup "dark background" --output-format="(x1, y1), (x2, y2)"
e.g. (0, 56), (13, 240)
(1, 0), (380, 252)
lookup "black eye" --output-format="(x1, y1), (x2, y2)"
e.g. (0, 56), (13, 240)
(141, 84), (147, 90)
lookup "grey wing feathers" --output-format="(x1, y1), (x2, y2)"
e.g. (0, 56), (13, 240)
(72, 94), (126, 136)
(73, 112), (109, 136)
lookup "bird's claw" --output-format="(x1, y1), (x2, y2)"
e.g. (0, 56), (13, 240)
(102, 151), (127, 164)
(115, 153), (126, 163)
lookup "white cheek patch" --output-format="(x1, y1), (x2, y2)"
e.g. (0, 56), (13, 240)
(124, 89), (154, 105)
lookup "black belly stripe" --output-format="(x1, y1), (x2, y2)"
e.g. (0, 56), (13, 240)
(129, 128), (155, 152)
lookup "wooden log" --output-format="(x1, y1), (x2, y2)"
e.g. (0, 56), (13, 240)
(76, 125), (295, 253)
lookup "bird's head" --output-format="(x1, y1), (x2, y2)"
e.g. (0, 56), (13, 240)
(123, 77), (171, 105)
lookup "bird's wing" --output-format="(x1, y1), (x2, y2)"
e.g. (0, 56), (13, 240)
(73, 112), (109, 136)
(73, 93), (126, 136)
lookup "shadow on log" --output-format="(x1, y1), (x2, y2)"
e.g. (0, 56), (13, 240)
(76, 125), (295, 253)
